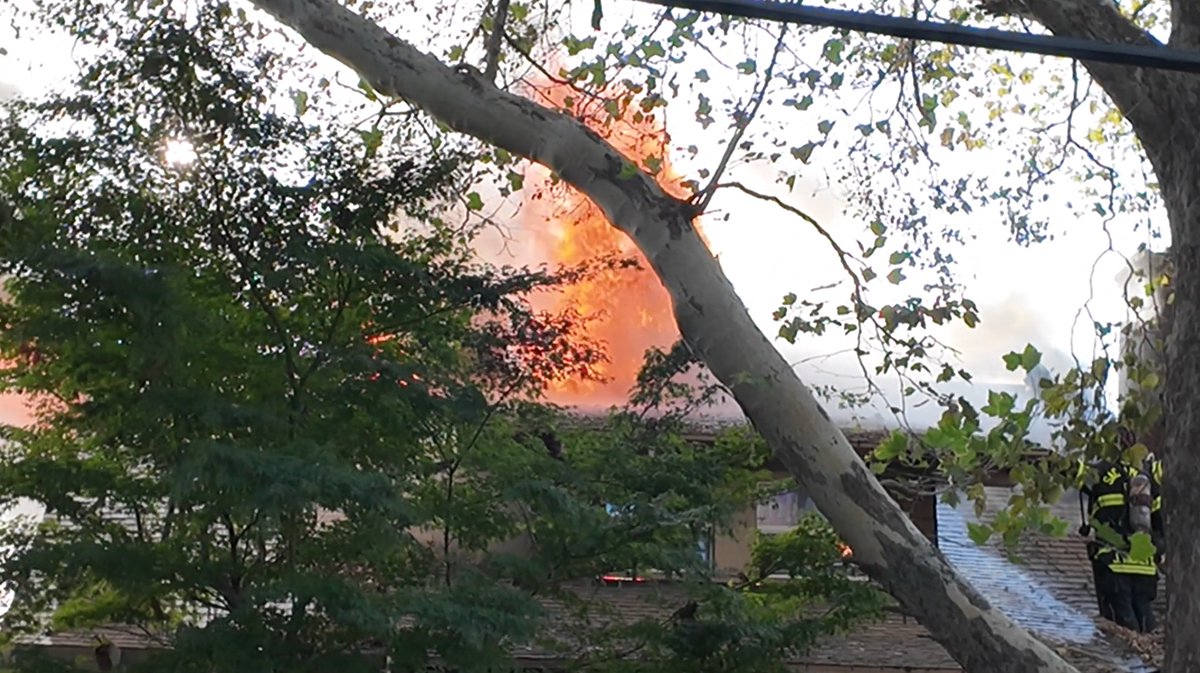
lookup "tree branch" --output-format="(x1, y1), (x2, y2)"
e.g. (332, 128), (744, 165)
(694, 27), (785, 213)
(483, 0), (510, 81)
(981, 0), (1174, 158)
(236, 2), (1080, 671)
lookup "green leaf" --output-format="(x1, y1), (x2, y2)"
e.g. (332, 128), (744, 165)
(874, 431), (907, 461)
(939, 126), (954, 148)
(1020, 344), (1041, 371)
(817, 120), (834, 135)
(1002, 352), (1022, 371)
(466, 192), (485, 211)
(1128, 532), (1157, 563)
(869, 221), (886, 236)
(791, 142), (816, 163)
(967, 522), (993, 545)
(983, 390), (1015, 418)
(1093, 522), (1125, 549)
(886, 268), (905, 284)
(563, 36), (595, 56)
(642, 40), (665, 58)
(1124, 442), (1150, 467)
(506, 171), (524, 191)
(591, 0), (603, 30)
(736, 59), (757, 74)
(291, 90), (309, 116)
(823, 38), (845, 64)
(357, 78), (378, 101)
(357, 128), (383, 158)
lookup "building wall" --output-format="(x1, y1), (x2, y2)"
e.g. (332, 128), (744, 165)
(1115, 248), (1172, 456)
(319, 429), (939, 579)
(711, 468), (938, 577)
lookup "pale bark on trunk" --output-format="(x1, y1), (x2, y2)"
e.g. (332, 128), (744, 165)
(232, 2), (1083, 671)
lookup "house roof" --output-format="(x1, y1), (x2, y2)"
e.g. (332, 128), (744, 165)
(522, 581), (961, 671)
(15, 538), (1157, 673)
(935, 486), (1161, 672)
(558, 409), (889, 452)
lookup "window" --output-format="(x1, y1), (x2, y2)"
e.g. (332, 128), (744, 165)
(695, 528), (714, 569)
(756, 484), (814, 533)
(599, 502), (714, 579)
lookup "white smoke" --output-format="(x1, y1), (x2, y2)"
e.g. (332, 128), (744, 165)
(1024, 363), (1054, 401)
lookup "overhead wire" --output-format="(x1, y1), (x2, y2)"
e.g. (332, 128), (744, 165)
(631, 0), (1200, 74)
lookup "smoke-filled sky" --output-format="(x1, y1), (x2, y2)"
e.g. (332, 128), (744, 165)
(0, 2), (1163, 433)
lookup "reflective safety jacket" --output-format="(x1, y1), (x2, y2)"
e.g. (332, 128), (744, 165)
(1097, 545), (1158, 577)
(1080, 459), (1142, 529)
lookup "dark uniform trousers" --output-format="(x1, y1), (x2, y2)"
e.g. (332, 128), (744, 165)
(1101, 548), (1158, 632)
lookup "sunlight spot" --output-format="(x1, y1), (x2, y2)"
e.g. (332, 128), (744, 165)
(163, 138), (197, 166)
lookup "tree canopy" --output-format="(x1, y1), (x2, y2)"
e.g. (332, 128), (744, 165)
(0, 5), (884, 672)
(102, 0), (1194, 670)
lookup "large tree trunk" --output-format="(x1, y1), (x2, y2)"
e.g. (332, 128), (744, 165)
(1159, 159), (1200, 673)
(237, 1), (1082, 671)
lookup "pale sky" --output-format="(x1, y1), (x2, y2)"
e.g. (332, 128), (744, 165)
(0, 0), (1165, 433)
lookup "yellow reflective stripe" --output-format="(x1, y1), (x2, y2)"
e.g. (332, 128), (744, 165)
(1153, 460), (1163, 483)
(1153, 496), (1162, 512)
(1095, 493), (1126, 508)
(1110, 562), (1158, 576)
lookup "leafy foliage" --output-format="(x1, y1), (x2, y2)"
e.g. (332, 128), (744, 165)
(470, 0), (1176, 558)
(0, 4), (887, 672)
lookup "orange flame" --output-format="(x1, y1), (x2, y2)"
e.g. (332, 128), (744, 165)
(520, 77), (701, 408)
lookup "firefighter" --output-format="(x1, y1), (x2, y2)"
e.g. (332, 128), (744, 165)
(1079, 437), (1164, 633)
(1079, 457), (1137, 620)
(1077, 426), (1141, 621)
(1096, 543), (1157, 632)
(1103, 467), (1160, 633)
(1110, 451), (1164, 633)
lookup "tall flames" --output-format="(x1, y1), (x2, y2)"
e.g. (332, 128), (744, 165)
(520, 78), (699, 409)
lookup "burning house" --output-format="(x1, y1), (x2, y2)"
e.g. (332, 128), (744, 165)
(3, 82), (1166, 673)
